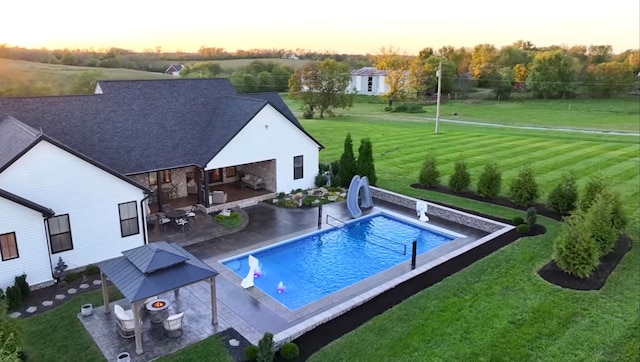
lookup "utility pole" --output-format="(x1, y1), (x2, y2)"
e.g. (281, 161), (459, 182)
(435, 61), (442, 134)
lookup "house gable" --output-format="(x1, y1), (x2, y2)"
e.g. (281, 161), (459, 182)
(205, 104), (320, 192)
(0, 139), (147, 271)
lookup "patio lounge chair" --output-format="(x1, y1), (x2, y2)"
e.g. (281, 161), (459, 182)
(114, 304), (140, 339)
(211, 190), (227, 204)
(163, 312), (184, 338)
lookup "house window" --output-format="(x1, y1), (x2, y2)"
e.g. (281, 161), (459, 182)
(208, 169), (223, 183)
(118, 201), (140, 237)
(0, 232), (19, 261)
(47, 214), (73, 254)
(225, 166), (237, 178)
(293, 155), (303, 180)
(367, 76), (373, 92)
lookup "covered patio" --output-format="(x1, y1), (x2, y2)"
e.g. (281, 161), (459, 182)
(89, 241), (220, 359)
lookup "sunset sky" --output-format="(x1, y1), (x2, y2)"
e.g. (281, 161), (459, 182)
(2, 0), (638, 55)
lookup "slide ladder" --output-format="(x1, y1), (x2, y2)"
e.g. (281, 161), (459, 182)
(347, 175), (374, 218)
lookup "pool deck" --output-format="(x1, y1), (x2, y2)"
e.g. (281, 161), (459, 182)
(81, 198), (511, 361)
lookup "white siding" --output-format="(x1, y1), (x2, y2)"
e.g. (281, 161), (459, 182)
(0, 198), (51, 290)
(205, 105), (320, 192)
(0, 141), (146, 271)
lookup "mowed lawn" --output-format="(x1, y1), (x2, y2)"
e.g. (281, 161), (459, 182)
(296, 117), (640, 361)
(284, 96), (640, 133)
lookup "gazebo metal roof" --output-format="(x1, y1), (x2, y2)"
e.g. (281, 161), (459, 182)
(99, 241), (218, 303)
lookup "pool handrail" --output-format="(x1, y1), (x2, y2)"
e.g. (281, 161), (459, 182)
(325, 213), (407, 255)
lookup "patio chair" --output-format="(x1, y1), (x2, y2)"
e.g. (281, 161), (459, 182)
(186, 206), (197, 222)
(212, 190), (227, 204)
(163, 312), (184, 338)
(114, 304), (140, 339)
(175, 218), (188, 233)
(157, 213), (171, 231)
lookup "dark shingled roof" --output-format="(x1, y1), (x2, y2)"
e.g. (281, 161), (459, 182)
(0, 188), (54, 217)
(99, 241), (218, 303)
(0, 116), (41, 169)
(0, 79), (322, 175)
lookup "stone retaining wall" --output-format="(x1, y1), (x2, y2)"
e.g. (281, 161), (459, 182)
(370, 186), (507, 233)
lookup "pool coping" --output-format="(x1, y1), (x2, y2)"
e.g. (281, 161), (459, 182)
(211, 191), (513, 346)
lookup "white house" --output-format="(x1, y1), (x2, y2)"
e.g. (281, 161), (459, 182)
(165, 64), (185, 76)
(0, 79), (322, 289)
(349, 67), (390, 95)
(0, 117), (148, 290)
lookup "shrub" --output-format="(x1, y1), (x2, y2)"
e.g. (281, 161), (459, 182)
(279, 342), (300, 360)
(0, 300), (23, 358)
(84, 264), (100, 276)
(64, 272), (80, 283)
(244, 345), (259, 361)
(516, 224), (530, 235)
(448, 160), (471, 193)
(477, 163), (501, 198)
(578, 172), (605, 211)
(277, 192), (286, 199)
(302, 109), (314, 119)
(547, 170), (578, 214)
(215, 211), (243, 228)
(5, 286), (22, 310)
(338, 133), (357, 187)
(318, 162), (331, 173)
(302, 196), (316, 207)
(384, 106), (391, 111)
(508, 166), (538, 206)
(526, 207), (537, 227)
(277, 199), (299, 208)
(315, 174), (328, 187)
(14, 274), (29, 300)
(0, 288), (4, 301)
(356, 138), (377, 185)
(512, 216), (525, 226)
(608, 191), (627, 232)
(554, 210), (600, 278)
(418, 153), (440, 187)
(586, 190), (620, 258)
(257, 332), (275, 362)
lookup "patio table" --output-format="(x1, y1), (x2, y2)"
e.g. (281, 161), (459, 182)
(165, 210), (187, 219)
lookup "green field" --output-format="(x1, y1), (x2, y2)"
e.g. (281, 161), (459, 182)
(284, 96), (640, 133)
(0, 58), (172, 96)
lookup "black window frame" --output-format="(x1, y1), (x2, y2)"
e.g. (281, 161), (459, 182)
(118, 201), (140, 238)
(0, 232), (19, 261)
(47, 214), (73, 254)
(367, 76), (373, 92)
(293, 155), (304, 180)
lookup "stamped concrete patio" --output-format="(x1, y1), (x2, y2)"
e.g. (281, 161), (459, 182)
(80, 197), (506, 361)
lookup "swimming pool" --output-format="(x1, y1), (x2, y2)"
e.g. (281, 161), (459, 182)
(222, 212), (459, 310)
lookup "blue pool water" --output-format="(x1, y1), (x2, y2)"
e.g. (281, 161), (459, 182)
(222, 213), (456, 310)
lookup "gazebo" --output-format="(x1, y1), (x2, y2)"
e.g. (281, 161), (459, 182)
(99, 241), (219, 355)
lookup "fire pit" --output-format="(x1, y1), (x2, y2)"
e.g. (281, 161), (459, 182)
(146, 298), (170, 323)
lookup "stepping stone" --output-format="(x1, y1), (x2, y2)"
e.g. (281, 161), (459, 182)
(228, 339), (240, 347)
(67, 288), (77, 294)
(92, 280), (102, 285)
(26, 306), (37, 313)
(8, 312), (21, 319)
(55, 294), (66, 300)
(79, 283), (89, 289)
(42, 301), (53, 307)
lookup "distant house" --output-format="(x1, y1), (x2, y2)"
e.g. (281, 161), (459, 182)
(0, 78), (323, 290)
(165, 64), (185, 76)
(349, 67), (390, 95)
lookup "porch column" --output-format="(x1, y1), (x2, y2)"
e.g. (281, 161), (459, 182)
(156, 171), (163, 211)
(195, 168), (203, 204)
(209, 276), (218, 325)
(133, 301), (144, 355)
(101, 272), (110, 314)
(203, 171), (210, 207)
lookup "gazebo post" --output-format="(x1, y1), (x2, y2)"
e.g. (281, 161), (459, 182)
(133, 301), (144, 355)
(100, 272), (110, 314)
(209, 276), (218, 325)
